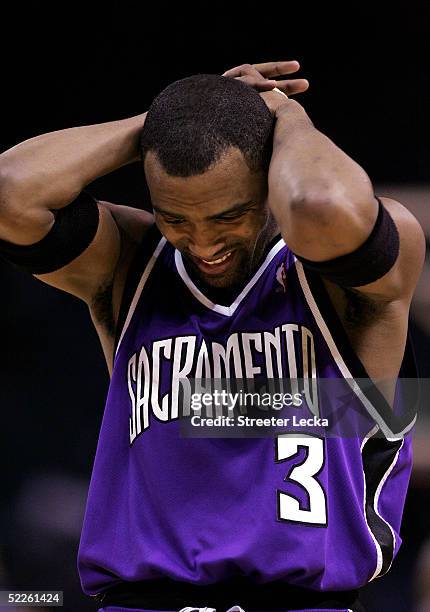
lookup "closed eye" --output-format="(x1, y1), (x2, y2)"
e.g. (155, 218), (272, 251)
(164, 218), (185, 225)
(215, 211), (249, 222)
(158, 215), (186, 225)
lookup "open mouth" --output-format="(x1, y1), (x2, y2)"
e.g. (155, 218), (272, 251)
(201, 251), (232, 265)
(189, 249), (237, 276)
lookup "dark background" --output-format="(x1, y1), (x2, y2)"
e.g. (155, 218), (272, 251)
(1, 2), (429, 611)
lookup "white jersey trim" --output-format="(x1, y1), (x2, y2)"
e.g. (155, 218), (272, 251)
(360, 427), (404, 581)
(294, 259), (416, 439)
(115, 236), (167, 356)
(360, 427), (383, 581)
(174, 239), (286, 317)
(372, 438), (404, 579)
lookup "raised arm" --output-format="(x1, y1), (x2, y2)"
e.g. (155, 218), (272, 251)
(0, 114), (148, 303)
(0, 61), (307, 305)
(265, 93), (425, 303)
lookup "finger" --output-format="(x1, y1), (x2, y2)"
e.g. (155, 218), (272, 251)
(272, 79), (310, 95)
(223, 60), (302, 79)
(234, 75), (278, 90)
(251, 60), (301, 78)
(222, 63), (257, 78)
(222, 63), (279, 89)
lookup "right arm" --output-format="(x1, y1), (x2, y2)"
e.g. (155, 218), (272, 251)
(0, 113), (150, 304)
(0, 59), (308, 300)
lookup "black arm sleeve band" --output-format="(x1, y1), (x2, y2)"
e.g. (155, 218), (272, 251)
(294, 197), (399, 287)
(0, 191), (100, 274)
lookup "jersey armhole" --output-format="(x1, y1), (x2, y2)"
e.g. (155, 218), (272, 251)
(113, 223), (162, 354)
(298, 262), (418, 378)
(295, 261), (419, 436)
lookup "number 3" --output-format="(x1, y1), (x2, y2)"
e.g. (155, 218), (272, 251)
(276, 433), (327, 526)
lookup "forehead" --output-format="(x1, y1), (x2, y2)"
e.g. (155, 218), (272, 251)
(144, 148), (263, 213)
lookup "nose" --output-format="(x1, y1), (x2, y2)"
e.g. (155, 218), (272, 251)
(187, 235), (226, 261)
(188, 242), (226, 260)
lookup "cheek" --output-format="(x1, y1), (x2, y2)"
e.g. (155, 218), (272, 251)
(241, 210), (268, 239)
(153, 224), (176, 252)
(155, 220), (185, 246)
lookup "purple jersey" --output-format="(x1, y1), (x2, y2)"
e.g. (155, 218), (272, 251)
(78, 225), (415, 602)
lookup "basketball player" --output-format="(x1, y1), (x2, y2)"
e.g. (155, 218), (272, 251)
(0, 60), (424, 612)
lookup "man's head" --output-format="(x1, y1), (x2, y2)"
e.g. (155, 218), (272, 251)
(141, 74), (277, 290)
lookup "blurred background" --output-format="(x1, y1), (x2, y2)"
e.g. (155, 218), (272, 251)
(1, 2), (429, 610)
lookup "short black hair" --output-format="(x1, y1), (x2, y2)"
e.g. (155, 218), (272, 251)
(141, 74), (274, 177)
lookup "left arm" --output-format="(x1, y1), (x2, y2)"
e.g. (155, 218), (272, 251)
(267, 97), (425, 302)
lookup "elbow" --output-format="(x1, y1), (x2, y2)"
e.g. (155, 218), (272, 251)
(270, 160), (375, 221)
(289, 187), (339, 218)
(280, 187), (344, 230)
(287, 179), (376, 225)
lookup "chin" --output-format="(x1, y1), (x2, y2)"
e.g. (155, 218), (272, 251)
(202, 276), (234, 289)
(201, 267), (248, 290)
(184, 250), (252, 291)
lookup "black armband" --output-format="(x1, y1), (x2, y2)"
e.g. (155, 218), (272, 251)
(0, 191), (100, 274)
(295, 197), (399, 287)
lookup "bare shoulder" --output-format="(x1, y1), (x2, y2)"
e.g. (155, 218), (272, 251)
(349, 196), (425, 303)
(86, 202), (154, 375)
(34, 199), (154, 310)
(91, 201), (154, 333)
(31, 199), (154, 374)
(320, 197), (425, 380)
(321, 196), (425, 326)
(99, 201), (154, 244)
(379, 196), (424, 240)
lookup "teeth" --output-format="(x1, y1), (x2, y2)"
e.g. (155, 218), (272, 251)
(202, 251), (232, 265)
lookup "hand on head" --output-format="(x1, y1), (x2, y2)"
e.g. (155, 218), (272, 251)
(222, 60), (309, 112)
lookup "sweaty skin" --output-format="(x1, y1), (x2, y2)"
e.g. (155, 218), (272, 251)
(0, 61), (424, 386)
(145, 149), (278, 304)
(0, 61), (305, 375)
(146, 139), (424, 404)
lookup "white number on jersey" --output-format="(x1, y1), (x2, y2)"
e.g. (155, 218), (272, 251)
(276, 433), (327, 526)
